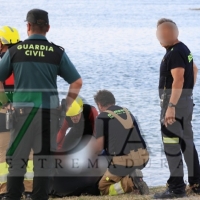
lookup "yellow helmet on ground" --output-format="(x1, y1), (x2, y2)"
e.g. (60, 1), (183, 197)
(66, 97), (83, 117)
(0, 26), (20, 45)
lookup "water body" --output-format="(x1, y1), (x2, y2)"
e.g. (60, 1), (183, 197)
(1, 0), (200, 186)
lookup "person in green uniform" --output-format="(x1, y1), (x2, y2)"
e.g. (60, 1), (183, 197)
(0, 9), (82, 200)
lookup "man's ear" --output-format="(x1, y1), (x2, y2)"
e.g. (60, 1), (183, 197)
(27, 23), (31, 32)
(176, 29), (179, 37)
(174, 26), (179, 38)
(47, 25), (50, 32)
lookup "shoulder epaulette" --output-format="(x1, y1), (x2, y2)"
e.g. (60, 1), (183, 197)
(51, 42), (65, 51)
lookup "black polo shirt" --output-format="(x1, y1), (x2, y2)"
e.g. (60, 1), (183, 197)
(159, 42), (194, 98)
(95, 105), (146, 156)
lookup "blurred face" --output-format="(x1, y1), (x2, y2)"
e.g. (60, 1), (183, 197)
(70, 113), (82, 123)
(156, 22), (179, 48)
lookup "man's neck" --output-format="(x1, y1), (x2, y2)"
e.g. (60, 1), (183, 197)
(102, 104), (114, 112)
(172, 39), (180, 46)
(29, 32), (46, 37)
(165, 39), (180, 50)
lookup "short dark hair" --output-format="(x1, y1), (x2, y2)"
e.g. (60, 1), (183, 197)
(30, 22), (49, 34)
(157, 18), (177, 27)
(94, 90), (115, 107)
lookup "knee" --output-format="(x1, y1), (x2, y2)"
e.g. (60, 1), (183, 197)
(98, 179), (105, 192)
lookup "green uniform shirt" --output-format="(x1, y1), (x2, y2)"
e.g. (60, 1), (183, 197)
(0, 34), (81, 109)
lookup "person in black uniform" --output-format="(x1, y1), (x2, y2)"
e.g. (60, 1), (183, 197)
(154, 18), (200, 199)
(94, 90), (149, 196)
(0, 9), (82, 200)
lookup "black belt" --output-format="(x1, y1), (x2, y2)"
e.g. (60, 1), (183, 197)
(14, 107), (59, 116)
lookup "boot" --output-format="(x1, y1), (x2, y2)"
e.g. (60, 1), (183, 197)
(154, 187), (186, 199)
(130, 169), (149, 195)
(6, 176), (24, 200)
(190, 183), (200, 194)
(24, 192), (32, 200)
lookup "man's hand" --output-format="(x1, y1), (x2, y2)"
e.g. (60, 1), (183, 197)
(164, 107), (176, 127)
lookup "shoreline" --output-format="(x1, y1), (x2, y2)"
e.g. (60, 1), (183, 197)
(51, 186), (200, 200)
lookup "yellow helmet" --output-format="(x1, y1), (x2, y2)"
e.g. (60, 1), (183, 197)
(66, 97), (83, 117)
(0, 26), (20, 45)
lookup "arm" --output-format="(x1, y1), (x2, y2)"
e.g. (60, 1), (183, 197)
(0, 51), (12, 106)
(164, 50), (187, 126)
(66, 78), (82, 110)
(59, 53), (82, 109)
(96, 136), (104, 154)
(89, 106), (99, 135)
(0, 51), (12, 81)
(57, 119), (69, 149)
(169, 67), (185, 105)
(193, 62), (198, 86)
(95, 117), (106, 154)
(165, 67), (184, 126)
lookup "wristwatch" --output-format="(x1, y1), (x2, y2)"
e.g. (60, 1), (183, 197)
(168, 102), (176, 108)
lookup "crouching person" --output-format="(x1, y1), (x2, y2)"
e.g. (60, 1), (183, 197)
(94, 90), (149, 196)
(57, 96), (98, 151)
(51, 96), (101, 197)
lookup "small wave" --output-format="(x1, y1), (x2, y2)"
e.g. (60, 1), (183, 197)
(189, 8), (200, 10)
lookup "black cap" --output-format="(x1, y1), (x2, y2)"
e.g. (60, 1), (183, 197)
(25, 9), (49, 25)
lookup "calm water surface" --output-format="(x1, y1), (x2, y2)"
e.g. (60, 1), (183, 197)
(1, 0), (200, 186)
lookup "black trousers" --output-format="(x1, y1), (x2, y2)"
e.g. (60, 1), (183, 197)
(0, 111), (7, 132)
(6, 108), (59, 200)
(53, 133), (101, 197)
(161, 97), (200, 193)
(52, 176), (100, 197)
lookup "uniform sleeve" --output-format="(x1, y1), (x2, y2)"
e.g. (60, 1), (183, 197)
(59, 53), (81, 84)
(0, 51), (12, 81)
(168, 50), (186, 70)
(95, 116), (106, 138)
